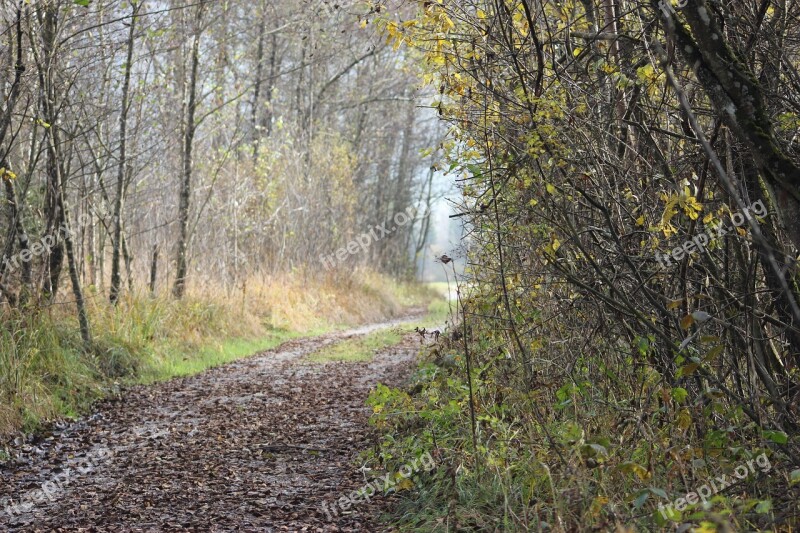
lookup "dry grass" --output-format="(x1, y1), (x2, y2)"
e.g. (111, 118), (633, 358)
(0, 269), (438, 441)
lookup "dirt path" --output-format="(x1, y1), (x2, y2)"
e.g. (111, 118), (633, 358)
(0, 314), (429, 532)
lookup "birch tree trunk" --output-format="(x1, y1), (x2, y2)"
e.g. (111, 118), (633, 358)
(173, 4), (203, 299)
(110, 1), (138, 305)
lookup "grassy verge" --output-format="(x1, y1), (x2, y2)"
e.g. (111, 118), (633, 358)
(137, 333), (300, 384)
(0, 270), (442, 442)
(307, 329), (405, 363)
(306, 295), (452, 364)
(423, 297), (450, 326)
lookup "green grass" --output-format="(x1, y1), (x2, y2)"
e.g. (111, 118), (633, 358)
(424, 281), (451, 297)
(0, 274), (448, 441)
(424, 297), (452, 325)
(0, 323), (321, 442)
(137, 330), (300, 384)
(307, 328), (404, 363)
(305, 295), (451, 364)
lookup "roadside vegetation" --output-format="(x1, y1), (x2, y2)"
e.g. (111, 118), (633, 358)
(307, 299), (448, 364)
(309, 330), (405, 364)
(0, 271), (438, 441)
(366, 1), (800, 531)
(0, 0), (442, 447)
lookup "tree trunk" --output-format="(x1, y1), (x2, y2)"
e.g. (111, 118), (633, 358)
(657, 0), (800, 247)
(251, 6), (267, 164)
(149, 244), (158, 294)
(0, 6), (28, 303)
(33, 4), (92, 347)
(173, 5), (203, 299)
(110, 1), (138, 304)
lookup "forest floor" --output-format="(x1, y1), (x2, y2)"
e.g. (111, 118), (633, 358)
(0, 312), (433, 532)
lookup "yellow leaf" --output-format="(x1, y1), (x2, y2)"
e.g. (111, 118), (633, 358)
(546, 183), (556, 194)
(590, 495), (609, 516)
(677, 407), (692, 430)
(678, 362), (700, 377)
(396, 478), (414, 491)
(636, 215), (645, 226)
(0, 168), (17, 181)
(360, 19), (368, 28)
(680, 314), (695, 330)
(440, 13), (455, 31)
(667, 299), (684, 310)
(476, 8), (487, 19)
(704, 345), (724, 362)
(636, 64), (655, 82)
(619, 461), (650, 480)
(694, 521), (719, 533)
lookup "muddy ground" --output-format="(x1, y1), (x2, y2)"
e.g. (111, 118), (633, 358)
(0, 315), (431, 532)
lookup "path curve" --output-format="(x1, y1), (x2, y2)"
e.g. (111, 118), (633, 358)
(0, 314), (426, 532)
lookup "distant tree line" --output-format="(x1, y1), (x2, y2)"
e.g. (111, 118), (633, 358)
(0, 0), (438, 345)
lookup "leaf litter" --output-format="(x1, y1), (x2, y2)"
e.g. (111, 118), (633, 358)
(0, 316), (426, 532)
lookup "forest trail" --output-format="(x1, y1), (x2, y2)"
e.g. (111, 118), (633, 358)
(0, 314), (429, 532)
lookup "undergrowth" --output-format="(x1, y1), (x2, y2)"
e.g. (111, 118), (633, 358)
(0, 269), (438, 441)
(367, 294), (799, 532)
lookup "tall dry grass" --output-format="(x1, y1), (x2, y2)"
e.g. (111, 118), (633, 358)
(0, 268), (435, 440)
